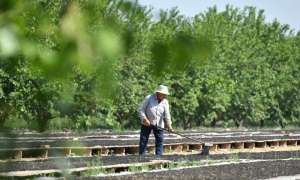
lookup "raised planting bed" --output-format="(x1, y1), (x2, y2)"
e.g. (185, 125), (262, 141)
(1, 138), (300, 160)
(84, 159), (300, 180)
(1, 130), (300, 148)
(1, 150), (300, 178)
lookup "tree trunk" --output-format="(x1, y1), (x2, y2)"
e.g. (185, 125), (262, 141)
(0, 117), (5, 129)
(0, 105), (11, 129)
(183, 118), (188, 130)
(234, 119), (240, 127)
(278, 119), (285, 129)
(210, 119), (216, 127)
(260, 120), (264, 128)
(238, 119), (244, 128)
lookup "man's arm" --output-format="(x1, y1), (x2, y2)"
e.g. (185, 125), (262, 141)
(138, 95), (151, 126)
(164, 101), (173, 132)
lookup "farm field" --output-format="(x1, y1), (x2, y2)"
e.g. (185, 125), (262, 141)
(1, 0), (300, 179)
(1, 130), (300, 179)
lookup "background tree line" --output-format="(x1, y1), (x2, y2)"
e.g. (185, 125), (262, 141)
(0, 0), (299, 131)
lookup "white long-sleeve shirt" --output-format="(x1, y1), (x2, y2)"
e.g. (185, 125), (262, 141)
(138, 94), (172, 128)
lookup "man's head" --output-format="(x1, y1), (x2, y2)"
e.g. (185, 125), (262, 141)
(155, 85), (169, 101)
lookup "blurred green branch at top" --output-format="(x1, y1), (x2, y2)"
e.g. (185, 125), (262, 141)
(0, 0), (212, 131)
(0, 0), (210, 96)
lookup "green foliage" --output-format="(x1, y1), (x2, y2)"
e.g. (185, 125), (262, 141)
(0, 1), (300, 131)
(128, 165), (144, 172)
(82, 157), (105, 176)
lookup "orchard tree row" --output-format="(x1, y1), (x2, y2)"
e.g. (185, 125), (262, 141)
(0, 0), (299, 131)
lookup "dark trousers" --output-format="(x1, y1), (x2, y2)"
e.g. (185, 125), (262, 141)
(139, 125), (164, 155)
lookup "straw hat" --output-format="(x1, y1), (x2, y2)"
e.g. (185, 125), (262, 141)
(155, 85), (169, 95)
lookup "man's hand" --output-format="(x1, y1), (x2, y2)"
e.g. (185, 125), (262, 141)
(142, 118), (151, 127)
(166, 125), (174, 132)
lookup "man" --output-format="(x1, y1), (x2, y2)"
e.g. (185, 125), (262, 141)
(138, 85), (173, 155)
